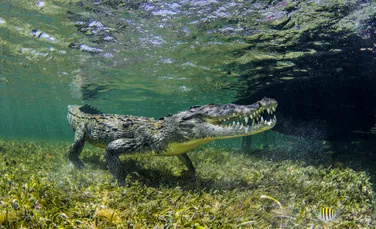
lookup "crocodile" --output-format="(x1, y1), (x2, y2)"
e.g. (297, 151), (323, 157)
(67, 97), (278, 185)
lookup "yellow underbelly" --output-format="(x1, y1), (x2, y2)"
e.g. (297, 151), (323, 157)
(159, 138), (214, 156)
(88, 138), (214, 156)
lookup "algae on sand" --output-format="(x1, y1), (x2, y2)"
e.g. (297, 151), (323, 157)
(0, 139), (374, 228)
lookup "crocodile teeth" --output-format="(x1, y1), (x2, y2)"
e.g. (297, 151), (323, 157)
(261, 117), (264, 122)
(244, 116), (249, 123)
(267, 108), (271, 114)
(232, 121), (236, 126)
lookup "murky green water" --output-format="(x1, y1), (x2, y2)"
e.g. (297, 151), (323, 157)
(1, 0), (251, 140)
(1, 1), (376, 228)
(1, 0), (375, 140)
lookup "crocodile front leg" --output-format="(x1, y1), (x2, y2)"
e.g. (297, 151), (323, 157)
(177, 154), (195, 174)
(105, 138), (139, 186)
(67, 123), (86, 168)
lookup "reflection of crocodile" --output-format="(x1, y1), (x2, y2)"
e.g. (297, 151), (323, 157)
(67, 98), (277, 185)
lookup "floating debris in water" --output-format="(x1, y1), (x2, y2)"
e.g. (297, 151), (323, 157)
(36, 1), (45, 8)
(69, 43), (103, 54)
(88, 20), (104, 29)
(31, 29), (56, 42)
(103, 52), (114, 58)
(103, 35), (115, 41)
(0, 77), (9, 84)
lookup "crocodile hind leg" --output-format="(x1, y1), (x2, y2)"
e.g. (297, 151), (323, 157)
(178, 153), (196, 174)
(67, 123), (86, 168)
(105, 138), (138, 186)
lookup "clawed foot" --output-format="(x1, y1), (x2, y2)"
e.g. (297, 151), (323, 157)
(69, 158), (85, 169)
(181, 169), (196, 178)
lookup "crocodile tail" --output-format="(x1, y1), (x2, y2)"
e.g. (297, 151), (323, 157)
(79, 104), (102, 114)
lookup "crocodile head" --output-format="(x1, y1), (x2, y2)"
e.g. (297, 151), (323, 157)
(160, 98), (277, 155)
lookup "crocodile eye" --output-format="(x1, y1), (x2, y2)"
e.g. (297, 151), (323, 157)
(182, 113), (202, 121)
(181, 115), (193, 120)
